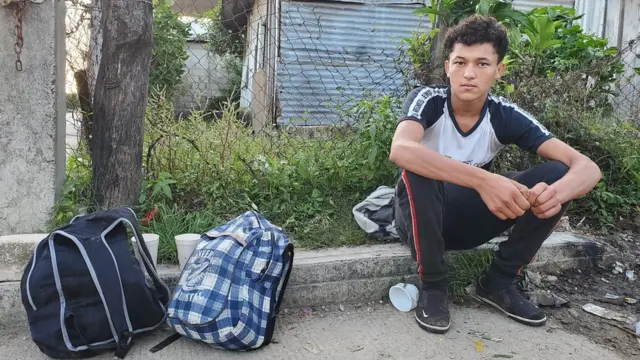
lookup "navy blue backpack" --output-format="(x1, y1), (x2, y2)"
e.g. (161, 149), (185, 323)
(20, 207), (171, 359)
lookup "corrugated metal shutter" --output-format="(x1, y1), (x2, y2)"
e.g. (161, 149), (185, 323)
(574, 0), (607, 37)
(513, 0), (574, 11)
(277, 0), (428, 125)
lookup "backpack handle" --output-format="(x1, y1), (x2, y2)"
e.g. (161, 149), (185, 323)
(69, 208), (171, 307)
(120, 208), (171, 306)
(205, 231), (247, 247)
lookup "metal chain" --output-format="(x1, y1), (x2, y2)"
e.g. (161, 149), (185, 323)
(13, 0), (26, 71)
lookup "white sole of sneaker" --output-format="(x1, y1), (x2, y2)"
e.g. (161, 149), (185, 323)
(414, 312), (451, 334)
(471, 292), (547, 326)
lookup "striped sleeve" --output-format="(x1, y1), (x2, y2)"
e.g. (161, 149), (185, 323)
(398, 86), (444, 129)
(492, 97), (553, 153)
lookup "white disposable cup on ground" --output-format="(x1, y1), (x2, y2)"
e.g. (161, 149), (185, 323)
(389, 283), (419, 312)
(131, 233), (160, 268)
(175, 233), (202, 270)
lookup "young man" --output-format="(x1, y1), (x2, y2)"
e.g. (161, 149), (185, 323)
(389, 15), (602, 334)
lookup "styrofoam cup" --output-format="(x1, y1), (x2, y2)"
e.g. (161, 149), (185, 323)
(389, 283), (419, 312)
(131, 233), (160, 268)
(175, 233), (202, 270)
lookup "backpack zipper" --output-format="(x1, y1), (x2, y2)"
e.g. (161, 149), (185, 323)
(251, 211), (274, 282)
(25, 240), (43, 311)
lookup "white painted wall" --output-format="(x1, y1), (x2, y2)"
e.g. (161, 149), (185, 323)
(173, 41), (236, 111)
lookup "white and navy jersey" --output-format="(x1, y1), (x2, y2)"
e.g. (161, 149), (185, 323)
(399, 85), (553, 170)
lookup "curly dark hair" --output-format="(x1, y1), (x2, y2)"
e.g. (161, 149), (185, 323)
(443, 15), (509, 63)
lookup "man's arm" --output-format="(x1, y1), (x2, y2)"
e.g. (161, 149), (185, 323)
(535, 138), (602, 204)
(389, 121), (531, 220)
(491, 101), (601, 218)
(389, 121), (488, 188)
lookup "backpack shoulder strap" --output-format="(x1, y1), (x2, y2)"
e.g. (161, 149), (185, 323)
(74, 208), (171, 306)
(116, 208), (171, 306)
(48, 229), (134, 358)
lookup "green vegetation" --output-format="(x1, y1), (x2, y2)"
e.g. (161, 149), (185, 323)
(54, 2), (639, 271)
(54, 90), (400, 258)
(149, 0), (190, 97)
(447, 249), (495, 298)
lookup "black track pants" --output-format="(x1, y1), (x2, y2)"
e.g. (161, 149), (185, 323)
(394, 161), (571, 291)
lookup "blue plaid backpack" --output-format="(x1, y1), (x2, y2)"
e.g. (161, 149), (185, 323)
(161, 211), (294, 351)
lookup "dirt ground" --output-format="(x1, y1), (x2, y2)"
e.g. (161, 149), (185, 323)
(517, 228), (640, 359)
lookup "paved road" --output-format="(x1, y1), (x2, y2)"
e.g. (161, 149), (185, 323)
(0, 303), (623, 360)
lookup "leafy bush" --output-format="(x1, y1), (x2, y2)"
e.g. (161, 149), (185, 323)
(149, 0), (190, 96)
(50, 148), (93, 228)
(415, 0), (529, 29)
(201, 4), (245, 58)
(502, 7), (625, 107)
(194, 4), (246, 114)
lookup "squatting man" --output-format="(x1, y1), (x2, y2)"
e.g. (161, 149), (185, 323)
(389, 15), (602, 333)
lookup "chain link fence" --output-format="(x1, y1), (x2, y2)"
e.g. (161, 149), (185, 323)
(63, 0), (428, 151)
(58, 1), (640, 235)
(61, 3), (640, 166)
(613, 37), (640, 123)
(63, 1), (639, 151)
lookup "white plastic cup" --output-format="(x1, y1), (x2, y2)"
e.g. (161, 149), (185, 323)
(389, 283), (419, 312)
(175, 233), (202, 270)
(131, 233), (160, 268)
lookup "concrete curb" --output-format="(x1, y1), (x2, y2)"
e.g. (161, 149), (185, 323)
(0, 233), (48, 282)
(0, 231), (604, 326)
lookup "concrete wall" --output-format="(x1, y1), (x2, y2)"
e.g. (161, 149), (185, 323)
(0, 0), (66, 235)
(174, 41), (234, 111)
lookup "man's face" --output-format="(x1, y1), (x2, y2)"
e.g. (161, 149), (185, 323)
(444, 42), (505, 102)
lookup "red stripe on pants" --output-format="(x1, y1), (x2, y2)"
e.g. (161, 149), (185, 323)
(402, 170), (423, 277)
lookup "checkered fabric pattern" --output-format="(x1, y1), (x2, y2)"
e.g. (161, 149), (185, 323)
(166, 211), (292, 350)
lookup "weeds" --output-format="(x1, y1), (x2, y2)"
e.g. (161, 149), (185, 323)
(52, 5), (640, 269)
(51, 90), (400, 263)
(140, 204), (223, 264)
(447, 249), (495, 298)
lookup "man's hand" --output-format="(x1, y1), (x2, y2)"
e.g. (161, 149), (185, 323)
(510, 179), (530, 198)
(476, 174), (531, 220)
(527, 183), (563, 219)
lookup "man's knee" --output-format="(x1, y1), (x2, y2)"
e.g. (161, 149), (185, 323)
(538, 160), (569, 184)
(401, 170), (445, 198)
(404, 170), (441, 186)
(518, 160), (568, 186)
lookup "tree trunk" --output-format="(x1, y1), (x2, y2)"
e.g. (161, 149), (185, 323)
(74, 69), (93, 152)
(88, 0), (103, 97)
(221, 0), (254, 34)
(427, 14), (449, 85)
(91, 0), (152, 210)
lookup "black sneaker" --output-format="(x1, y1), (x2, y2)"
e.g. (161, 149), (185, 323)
(472, 280), (547, 326)
(414, 289), (451, 334)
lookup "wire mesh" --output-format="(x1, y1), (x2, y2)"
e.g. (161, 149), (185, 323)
(59, 0), (640, 244)
(62, 1), (640, 155)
